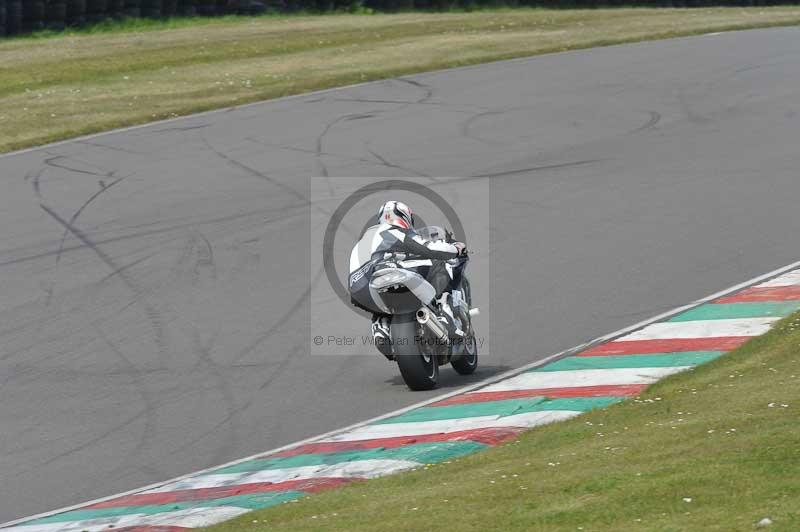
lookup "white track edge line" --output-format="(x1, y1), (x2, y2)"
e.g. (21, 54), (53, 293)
(3, 257), (800, 528)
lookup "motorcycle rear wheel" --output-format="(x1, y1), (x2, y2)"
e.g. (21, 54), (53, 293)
(392, 314), (439, 391)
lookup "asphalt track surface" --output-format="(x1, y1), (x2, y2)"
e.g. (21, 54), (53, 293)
(2, 26), (800, 522)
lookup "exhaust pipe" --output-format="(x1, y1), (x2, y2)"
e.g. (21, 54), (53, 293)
(416, 307), (448, 341)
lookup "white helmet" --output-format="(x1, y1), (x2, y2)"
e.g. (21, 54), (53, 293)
(377, 200), (414, 229)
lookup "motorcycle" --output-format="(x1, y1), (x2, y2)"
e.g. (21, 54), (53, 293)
(367, 226), (479, 390)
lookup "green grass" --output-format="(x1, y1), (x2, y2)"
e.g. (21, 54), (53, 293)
(207, 312), (800, 531)
(2, 7), (800, 153)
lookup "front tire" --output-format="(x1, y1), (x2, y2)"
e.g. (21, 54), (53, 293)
(451, 334), (478, 375)
(392, 314), (439, 391)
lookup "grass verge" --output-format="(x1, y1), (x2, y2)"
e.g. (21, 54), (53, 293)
(208, 312), (800, 531)
(2, 8), (800, 153)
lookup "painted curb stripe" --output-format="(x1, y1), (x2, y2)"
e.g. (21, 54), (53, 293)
(618, 317), (778, 341)
(271, 428), (525, 457)
(28, 493), (304, 525)
(716, 285), (800, 303)
(374, 397), (621, 425)
(578, 336), (751, 356)
(7, 507), (251, 532)
(481, 367), (692, 392)
(431, 385), (648, 406)
(756, 270), (800, 287)
(668, 302), (800, 322)
(321, 411), (583, 442)
(146, 459), (421, 493)
(539, 352), (723, 371)
(209, 441), (487, 475)
(86, 479), (354, 509)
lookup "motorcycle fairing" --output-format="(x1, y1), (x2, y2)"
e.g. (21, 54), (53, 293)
(370, 267), (436, 306)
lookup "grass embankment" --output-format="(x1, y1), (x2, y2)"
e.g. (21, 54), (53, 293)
(2, 8), (800, 153)
(208, 312), (800, 531)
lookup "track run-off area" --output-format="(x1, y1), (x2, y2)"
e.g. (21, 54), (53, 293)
(1, 25), (800, 523)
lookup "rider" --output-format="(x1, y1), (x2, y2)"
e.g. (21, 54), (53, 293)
(348, 200), (467, 353)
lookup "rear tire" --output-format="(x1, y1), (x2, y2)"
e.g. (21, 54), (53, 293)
(392, 314), (438, 391)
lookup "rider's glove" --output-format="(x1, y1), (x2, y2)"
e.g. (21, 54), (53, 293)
(453, 242), (468, 257)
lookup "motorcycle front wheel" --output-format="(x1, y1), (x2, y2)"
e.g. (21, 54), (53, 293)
(451, 334), (478, 375)
(392, 314), (439, 391)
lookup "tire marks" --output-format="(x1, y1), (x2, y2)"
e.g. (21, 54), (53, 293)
(394, 77), (435, 104)
(315, 111), (379, 179)
(54, 176), (127, 269)
(38, 204), (171, 365)
(43, 154), (115, 179)
(630, 110), (661, 133)
(200, 135), (307, 202)
(461, 108), (517, 146)
(365, 144), (433, 180)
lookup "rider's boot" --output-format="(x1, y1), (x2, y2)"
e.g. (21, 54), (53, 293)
(371, 314), (393, 359)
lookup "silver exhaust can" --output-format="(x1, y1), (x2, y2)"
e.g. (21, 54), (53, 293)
(416, 307), (448, 341)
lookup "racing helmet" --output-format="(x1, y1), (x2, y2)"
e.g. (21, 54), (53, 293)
(377, 200), (414, 229)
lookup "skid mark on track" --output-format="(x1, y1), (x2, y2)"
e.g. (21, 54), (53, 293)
(227, 266), (322, 419)
(42, 154), (115, 179)
(468, 159), (604, 180)
(394, 77), (435, 104)
(195, 233), (217, 284)
(171, 231), (217, 290)
(314, 108), (386, 179)
(460, 108), (521, 146)
(190, 328), (243, 468)
(676, 87), (712, 125)
(630, 110), (662, 133)
(76, 140), (143, 155)
(54, 177), (127, 268)
(98, 329), (158, 465)
(24, 152), (134, 302)
(332, 100), (483, 113)
(34, 403), (151, 472)
(97, 252), (158, 286)
(38, 204), (171, 365)
(316, 113), (374, 154)
(333, 98), (426, 105)
(0, 201), (309, 269)
(24, 168), (44, 201)
(26, 327), (161, 485)
(246, 137), (428, 180)
(230, 284), (312, 365)
(152, 123), (211, 134)
(365, 144), (434, 180)
(201, 135), (307, 202)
